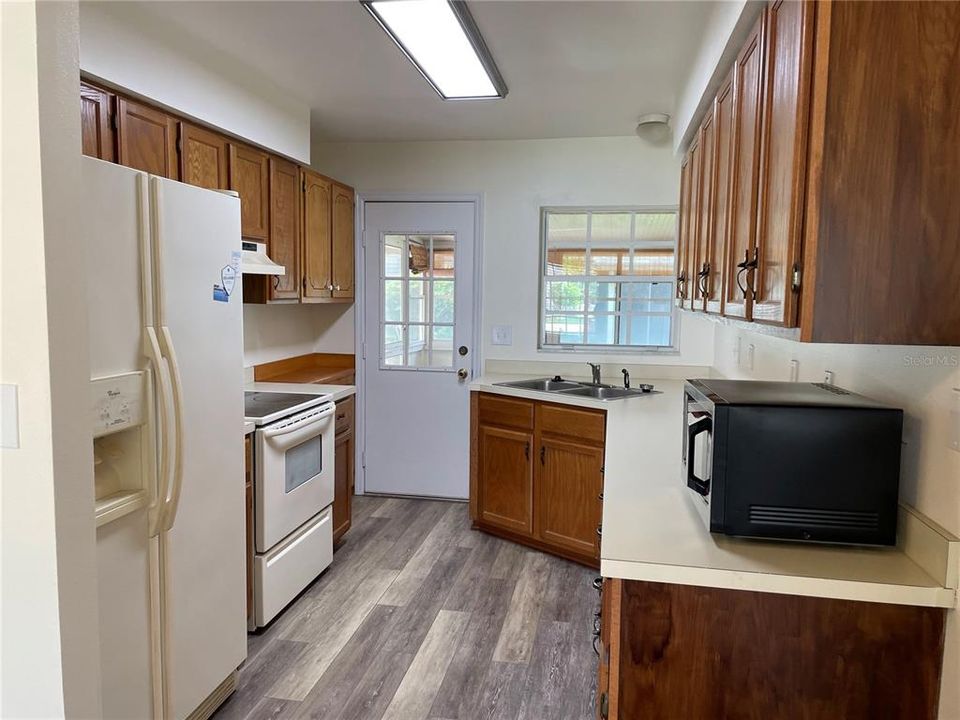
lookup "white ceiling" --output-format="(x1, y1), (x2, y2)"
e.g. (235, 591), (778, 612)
(130, 1), (714, 142)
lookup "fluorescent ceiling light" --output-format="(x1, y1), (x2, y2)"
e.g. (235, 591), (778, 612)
(362, 0), (507, 100)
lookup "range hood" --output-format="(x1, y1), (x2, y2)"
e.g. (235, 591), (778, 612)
(241, 241), (285, 276)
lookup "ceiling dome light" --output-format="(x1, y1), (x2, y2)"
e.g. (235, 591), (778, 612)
(635, 113), (672, 146)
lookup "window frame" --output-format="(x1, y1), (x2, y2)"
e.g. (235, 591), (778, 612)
(537, 206), (680, 353)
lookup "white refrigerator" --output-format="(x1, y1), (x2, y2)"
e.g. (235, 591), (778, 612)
(85, 156), (246, 719)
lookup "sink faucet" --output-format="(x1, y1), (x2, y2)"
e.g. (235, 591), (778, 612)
(621, 368), (630, 389)
(587, 363), (602, 385)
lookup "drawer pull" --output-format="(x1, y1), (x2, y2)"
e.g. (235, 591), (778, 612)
(592, 577), (603, 592)
(596, 525), (602, 538)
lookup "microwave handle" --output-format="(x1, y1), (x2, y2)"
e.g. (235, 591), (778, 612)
(687, 416), (712, 496)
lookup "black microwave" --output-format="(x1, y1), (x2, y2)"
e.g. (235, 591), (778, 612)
(683, 379), (903, 546)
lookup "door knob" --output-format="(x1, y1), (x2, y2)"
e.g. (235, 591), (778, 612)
(457, 368), (469, 380)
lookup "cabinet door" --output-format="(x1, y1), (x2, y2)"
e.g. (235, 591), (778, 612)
(693, 114), (716, 311)
(333, 429), (353, 544)
(478, 425), (534, 536)
(179, 123), (228, 190)
(538, 436), (603, 558)
(676, 155), (692, 305)
(80, 82), (115, 161)
(683, 137), (702, 311)
(724, 11), (766, 320)
(753, 0), (814, 325)
(117, 97), (178, 179)
(301, 169), (333, 300)
(705, 70), (735, 314)
(269, 158), (301, 301)
(331, 183), (355, 300)
(229, 144), (269, 241)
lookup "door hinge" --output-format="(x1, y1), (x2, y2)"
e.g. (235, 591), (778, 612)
(110, 112), (118, 131)
(361, 342), (367, 360)
(792, 263), (802, 291)
(361, 451), (366, 469)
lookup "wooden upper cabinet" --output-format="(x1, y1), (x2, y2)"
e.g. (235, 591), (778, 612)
(705, 69), (735, 315)
(694, 112), (717, 310)
(538, 436), (603, 558)
(753, 0), (814, 326)
(80, 82), (115, 161)
(301, 169), (333, 301)
(478, 425), (534, 536)
(683, 137), (702, 311)
(269, 158), (301, 301)
(676, 156), (692, 304)
(179, 123), (229, 190)
(331, 183), (355, 300)
(229, 144), (269, 241)
(724, 11), (766, 321)
(117, 97), (178, 179)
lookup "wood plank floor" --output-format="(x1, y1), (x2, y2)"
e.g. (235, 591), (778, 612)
(213, 496), (599, 720)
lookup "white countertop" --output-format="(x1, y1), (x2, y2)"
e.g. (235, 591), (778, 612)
(245, 381), (356, 404)
(471, 374), (958, 608)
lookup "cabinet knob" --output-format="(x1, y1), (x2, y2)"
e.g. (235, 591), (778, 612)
(334, 284), (341, 291)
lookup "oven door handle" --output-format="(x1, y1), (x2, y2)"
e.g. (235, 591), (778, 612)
(687, 416), (712, 496)
(262, 406), (335, 448)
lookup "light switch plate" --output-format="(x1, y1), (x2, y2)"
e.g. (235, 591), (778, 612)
(1, 384), (19, 449)
(491, 325), (513, 346)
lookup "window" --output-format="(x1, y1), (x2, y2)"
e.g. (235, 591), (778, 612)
(381, 233), (456, 370)
(539, 208), (677, 350)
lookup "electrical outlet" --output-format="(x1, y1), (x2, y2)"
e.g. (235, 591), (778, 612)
(823, 370), (835, 385)
(789, 359), (800, 382)
(491, 325), (512, 346)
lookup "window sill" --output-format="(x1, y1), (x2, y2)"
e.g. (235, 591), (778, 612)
(537, 345), (681, 357)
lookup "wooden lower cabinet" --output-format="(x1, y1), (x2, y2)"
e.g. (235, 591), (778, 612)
(596, 579), (946, 719)
(333, 395), (355, 544)
(471, 392), (605, 567)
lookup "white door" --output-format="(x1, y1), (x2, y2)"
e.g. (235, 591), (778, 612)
(151, 176), (247, 719)
(362, 201), (477, 499)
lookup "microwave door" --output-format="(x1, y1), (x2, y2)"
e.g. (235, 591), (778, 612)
(687, 416), (712, 496)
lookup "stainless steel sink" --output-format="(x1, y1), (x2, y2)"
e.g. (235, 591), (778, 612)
(556, 386), (658, 401)
(494, 377), (657, 401)
(495, 378), (583, 392)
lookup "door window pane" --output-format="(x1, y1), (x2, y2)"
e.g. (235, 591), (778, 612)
(384, 236), (404, 277)
(384, 280), (403, 322)
(433, 281), (455, 323)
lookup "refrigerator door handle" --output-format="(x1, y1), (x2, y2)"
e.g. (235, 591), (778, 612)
(159, 325), (186, 532)
(145, 326), (174, 537)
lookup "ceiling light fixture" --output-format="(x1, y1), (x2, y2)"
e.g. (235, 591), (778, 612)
(361, 0), (507, 100)
(635, 113), (672, 146)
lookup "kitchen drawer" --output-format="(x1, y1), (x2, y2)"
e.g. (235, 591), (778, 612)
(539, 403), (605, 445)
(335, 395), (355, 435)
(478, 393), (534, 430)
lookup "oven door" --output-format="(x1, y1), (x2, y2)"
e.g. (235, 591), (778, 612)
(683, 386), (714, 525)
(256, 403), (335, 552)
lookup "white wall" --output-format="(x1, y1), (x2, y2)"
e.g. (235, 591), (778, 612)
(1, 1), (101, 716)
(673, 0), (764, 153)
(243, 304), (354, 367)
(711, 322), (960, 719)
(313, 137), (715, 368)
(79, 1), (311, 162)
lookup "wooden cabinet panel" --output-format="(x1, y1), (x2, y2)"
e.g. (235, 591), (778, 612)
(752, 0), (814, 325)
(333, 428), (354, 544)
(596, 578), (621, 720)
(179, 123), (228, 190)
(693, 113), (716, 310)
(683, 137), (702, 311)
(802, 1), (960, 345)
(331, 183), (355, 300)
(335, 395), (355, 436)
(613, 581), (945, 720)
(723, 11), (766, 320)
(675, 155), (692, 304)
(117, 97), (178, 179)
(269, 158), (301, 301)
(80, 82), (115, 161)
(478, 425), (534, 536)
(302, 169), (333, 300)
(478, 394), (534, 431)
(704, 70), (735, 314)
(538, 437), (603, 558)
(538, 403), (604, 445)
(229, 144), (269, 241)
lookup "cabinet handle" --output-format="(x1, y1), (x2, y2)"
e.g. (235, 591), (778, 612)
(336, 413), (346, 421)
(593, 635), (601, 657)
(592, 577), (603, 592)
(735, 249), (759, 299)
(273, 275), (280, 290)
(335, 284), (341, 291)
(540, 446), (545, 465)
(596, 525), (602, 537)
(698, 263), (710, 295)
(302, 277), (307, 291)
(598, 492), (604, 501)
